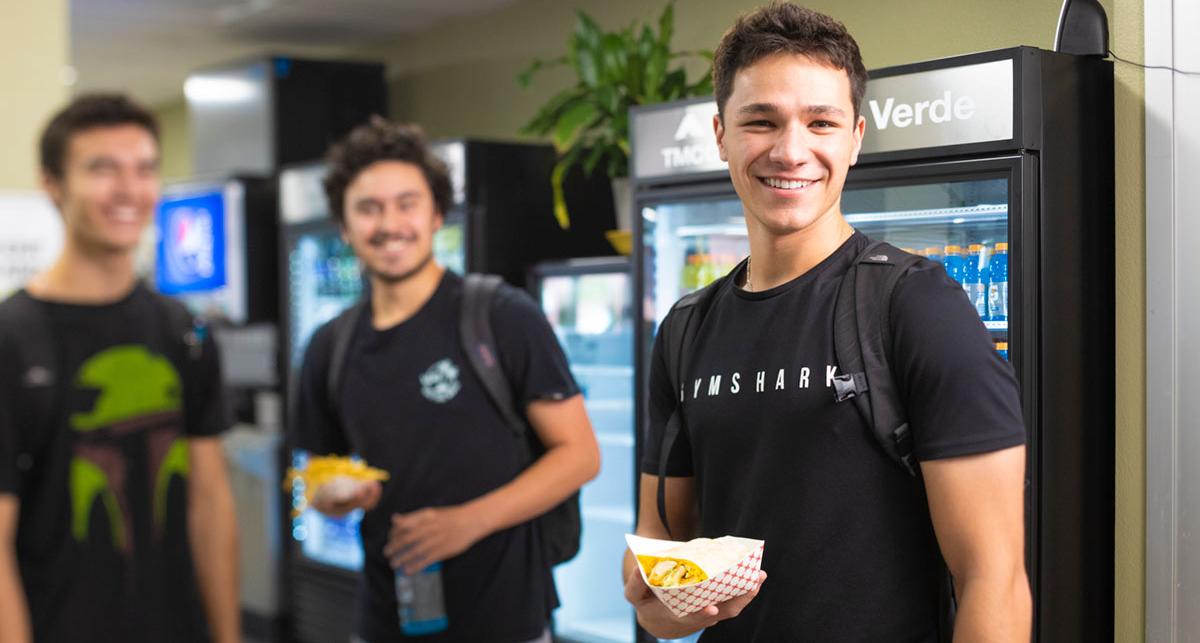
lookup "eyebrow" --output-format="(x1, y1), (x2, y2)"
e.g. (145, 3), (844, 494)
(737, 103), (847, 118)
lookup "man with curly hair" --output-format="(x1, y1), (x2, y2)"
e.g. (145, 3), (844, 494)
(290, 117), (600, 643)
(623, 4), (1030, 641)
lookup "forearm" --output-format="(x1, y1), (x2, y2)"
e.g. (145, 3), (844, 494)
(0, 550), (31, 643)
(466, 441), (598, 535)
(188, 469), (241, 643)
(952, 569), (1031, 643)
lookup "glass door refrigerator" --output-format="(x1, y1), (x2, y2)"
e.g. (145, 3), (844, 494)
(530, 257), (636, 643)
(630, 47), (1113, 643)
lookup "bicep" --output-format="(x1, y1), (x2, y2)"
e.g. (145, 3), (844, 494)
(187, 437), (230, 491)
(525, 394), (595, 451)
(635, 473), (698, 541)
(921, 445), (1026, 579)
(0, 494), (16, 547)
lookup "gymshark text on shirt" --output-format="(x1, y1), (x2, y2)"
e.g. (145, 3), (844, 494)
(681, 365), (840, 402)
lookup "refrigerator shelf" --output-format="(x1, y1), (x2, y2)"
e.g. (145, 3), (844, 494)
(983, 320), (1009, 331)
(844, 203), (1008, 225)
(572, 365), (635, 377)
(596, 432), (636, 448)
(674, 223), (749, 238)
(581, 505), (636, 524)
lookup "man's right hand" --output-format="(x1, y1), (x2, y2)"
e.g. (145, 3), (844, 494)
(309, 479), (382, 517)
(623, 566), (766, 639)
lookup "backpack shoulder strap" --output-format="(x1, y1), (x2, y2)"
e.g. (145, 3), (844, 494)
(326, 299), (368, 422)
(656, 272), (732, 538)
(0, 293), (55, 473)
(459, 274), (528, 443)
(832, 240), (922, 476)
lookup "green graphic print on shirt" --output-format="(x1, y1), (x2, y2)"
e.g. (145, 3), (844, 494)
(67, 345), (189, 554)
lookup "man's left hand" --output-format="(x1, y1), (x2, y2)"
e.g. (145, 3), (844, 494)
(383, 505), (490, 574)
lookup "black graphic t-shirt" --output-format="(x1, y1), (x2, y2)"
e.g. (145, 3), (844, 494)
(293, 271), (579, 643)
(0, 284), (228, 643)
(642, 232), (1025, 642)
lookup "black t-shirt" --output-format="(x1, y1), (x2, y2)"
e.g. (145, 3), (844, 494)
(0, 284), (228, 643)
(293, 271), (579, 643)
(642, 232), (1025, 642)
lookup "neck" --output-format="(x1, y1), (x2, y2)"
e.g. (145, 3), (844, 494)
(368, 260), (445, 329)
(744, 207), (855, 292)
(27, 237), (139, 304)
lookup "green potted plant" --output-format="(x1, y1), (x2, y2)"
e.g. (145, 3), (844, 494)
(518, 2), (713, 238)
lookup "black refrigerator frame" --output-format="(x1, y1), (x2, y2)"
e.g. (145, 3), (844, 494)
(630, 47), (1113, 642)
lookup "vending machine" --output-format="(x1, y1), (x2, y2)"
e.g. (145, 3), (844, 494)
(630, 47), (1113, 642)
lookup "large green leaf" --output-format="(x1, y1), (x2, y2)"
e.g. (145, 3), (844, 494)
(553, 100), (600, 151)
(658, 2), (675, 51)
(520, 87), (586, 136)
(517, 55), (568, 88)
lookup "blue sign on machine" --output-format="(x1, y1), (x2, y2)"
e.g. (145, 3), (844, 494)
(156, 190), (226, 294)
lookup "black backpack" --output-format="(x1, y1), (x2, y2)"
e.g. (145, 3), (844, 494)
(324, 273), (582, 566)
(0, 288), (208, 483)
(655, 240), (955, 639)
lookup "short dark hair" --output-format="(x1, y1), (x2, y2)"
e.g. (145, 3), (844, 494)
(39, 93), (160, 178)
(323, 117), (452, 224)
(713, 3), (868, 120)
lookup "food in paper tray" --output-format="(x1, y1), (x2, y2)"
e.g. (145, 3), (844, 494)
(284, 455), (389, 511)
(626, 534), (765, 616)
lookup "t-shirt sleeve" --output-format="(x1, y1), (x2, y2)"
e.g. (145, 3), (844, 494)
(889, 262), (1026, 461)
(490, 285), (580, 405)
(289, 320), (351, 456)
(639, 312), (694, 477)
(184, 326), (232, 438)
(0, 332), (19, 494)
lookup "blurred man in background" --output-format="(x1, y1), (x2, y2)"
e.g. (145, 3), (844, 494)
(0, 94), (240, 643)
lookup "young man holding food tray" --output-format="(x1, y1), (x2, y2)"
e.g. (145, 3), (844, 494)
(290, 118), (600, 643)
(624, 4), (1030, 642)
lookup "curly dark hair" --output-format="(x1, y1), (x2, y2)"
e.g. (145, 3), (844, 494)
(39, 93), (160, 179)
(713, 3), (868, 120)
(323, 116), (452, 224)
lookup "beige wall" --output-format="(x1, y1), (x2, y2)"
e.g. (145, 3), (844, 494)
(155, 100), (193, 181)
(0, 2), (70, 189)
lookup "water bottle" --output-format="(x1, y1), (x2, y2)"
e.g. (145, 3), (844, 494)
(395, 563), (448, 635)
(964, 244), (988, 319)
(923, 246), (943, 264)
(942, 245), (966, 285)
(996, 341), (1009, 360)
(988, 242), (1009, 322)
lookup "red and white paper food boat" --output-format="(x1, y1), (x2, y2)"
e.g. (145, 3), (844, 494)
(626, 534), (765, 618)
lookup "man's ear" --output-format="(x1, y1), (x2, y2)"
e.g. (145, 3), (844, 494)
(41, 171), (65, 212)
(849, 115), (866, 167)
(714, 114), (728, 162)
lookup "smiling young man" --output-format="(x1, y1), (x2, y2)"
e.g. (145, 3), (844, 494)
(0, 94), (239, 642)
(622, 5), (1030, 642)
(290, 118), (599, 643)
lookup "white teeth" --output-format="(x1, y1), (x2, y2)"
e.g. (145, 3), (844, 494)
(764, 177), (812, 190)
(112, 208), (138, 222)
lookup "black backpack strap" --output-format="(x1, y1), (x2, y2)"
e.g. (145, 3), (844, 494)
(459, 274), (528, 450)
(832, 241), (922, 477)
(326, 299), (368, 423)
(0, 293), (56, 482)
(655, 273), (730, 538)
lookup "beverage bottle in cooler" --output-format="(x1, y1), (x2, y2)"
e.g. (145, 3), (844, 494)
(395, 563), (448, 635)
(923, 246), (943, 264)
(988, 242), (1009, 322)
(964, 244), (988, 319)
(995, 341), (1009, 361)
(942, 245), (966, 285)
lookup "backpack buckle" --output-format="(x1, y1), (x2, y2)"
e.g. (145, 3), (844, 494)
(832, 372), (868, 402)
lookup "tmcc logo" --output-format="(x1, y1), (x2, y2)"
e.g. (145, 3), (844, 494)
(868, 90), (977, 130)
